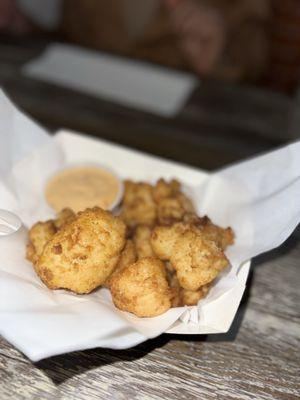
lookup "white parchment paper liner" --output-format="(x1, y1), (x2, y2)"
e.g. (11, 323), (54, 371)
(0, 90), (299, 361)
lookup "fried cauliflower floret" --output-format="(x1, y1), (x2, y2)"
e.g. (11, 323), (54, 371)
(105, 240), (137, 287)
(151, 223), (187, 260)
(114, 240), (137, 271)
(154, 179), (195, 225)
(152, 178), (181, 202)
(182, 214), (234, 250)
(165, 261), (175, 273)
(110, 257), (172, 317)
(176, 192), (195, 214)
(197, 216), (234, 250)
(26, 209), (76, 264)
(167, 272), (211, 306)
(170, 230), (228, 291)
(26, 220), (57, 264)
(121, 181), (157, 228)
(26, 243), (37, 264)
(157, 197), (186, 225)
(35, 207), (126, 294)
(180, 284), (211, 306)
(120, 178), (195, 227)
(182, 212), (200, 225)
(133, 225), (155, 259)
(167, 272), (181, 307)
(54, 208), (76, 230)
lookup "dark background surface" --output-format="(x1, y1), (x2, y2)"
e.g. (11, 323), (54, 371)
(0, 35), (297, 171)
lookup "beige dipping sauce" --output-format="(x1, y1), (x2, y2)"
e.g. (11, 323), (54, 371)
(45, 166), (121, 213)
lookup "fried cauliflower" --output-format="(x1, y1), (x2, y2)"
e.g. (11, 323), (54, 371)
(167, 272), (181, 307)
(26, 208), (76, 265)
(53, 208), (76, 230)
(105, 239), (137, 287)
(153, 179), (195, 225)
(150, 223), (187, 260)
(157, 197), (186, 225)
(171, 230), (228, 290)
(152, 178), (180, 202)
(35, 207), (126, 294)
(121, 181), (157, 228)
(133, 225), (155, 259)
(180, 284), (211, 306)
(152, 221), (228, 291)
(26, 220), (57, 264)
(110, 257), (172, 317)
(183, 214), (234, 250)
(197, 216), (234, 250)
(167, 272), (211, 306)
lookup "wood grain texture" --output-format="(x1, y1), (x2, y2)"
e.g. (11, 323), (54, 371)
(0, 37), (299, 400)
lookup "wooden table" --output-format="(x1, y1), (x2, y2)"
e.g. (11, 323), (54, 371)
(0, 37), (299, 400)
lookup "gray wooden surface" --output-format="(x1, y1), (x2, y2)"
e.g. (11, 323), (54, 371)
(0, 37), (299, 400)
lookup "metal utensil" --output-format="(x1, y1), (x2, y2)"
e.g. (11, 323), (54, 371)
(0, 209), (22, 236)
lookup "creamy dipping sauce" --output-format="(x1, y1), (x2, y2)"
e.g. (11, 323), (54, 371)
(45, 166), (121, 213)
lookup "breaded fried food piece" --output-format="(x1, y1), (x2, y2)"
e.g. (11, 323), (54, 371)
(26, 209), (76, 264)
(105, 240), (137, 287)
(120, 178), (195, 226)
(121, 181), (156, 228)
(153, 178), (180, 202)
(151, 215), (233, 260)
(180, 284), (211, 306)
(26, 243), (37, 264)
(154, 179), (195, 225)
(198, 216), (234, 250)
(165, 261), (175, 273)
(35, 207), (126, 294)
(53, 208), (76, 230)
(182, 212), (200, 225)
(26, 220), (57, 264)
(157, 197), (186, 225)
(114, 240), (136, 272)
(176, 193), (195, 214)
(151, 223), (186, 260)
(171, 230), (228, 291)
(167, 272), (181, 307)
(167, 272), (211, 306)
(133, 225), (155, 259)
(110, 257), (172, 317)
(183, 214), (234, 250)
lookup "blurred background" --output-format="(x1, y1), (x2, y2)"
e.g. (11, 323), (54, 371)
(1, 0), (300, 169)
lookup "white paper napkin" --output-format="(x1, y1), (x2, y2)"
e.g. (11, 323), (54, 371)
(0, 90), (299, 361)
(23, 43), (198, 117)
